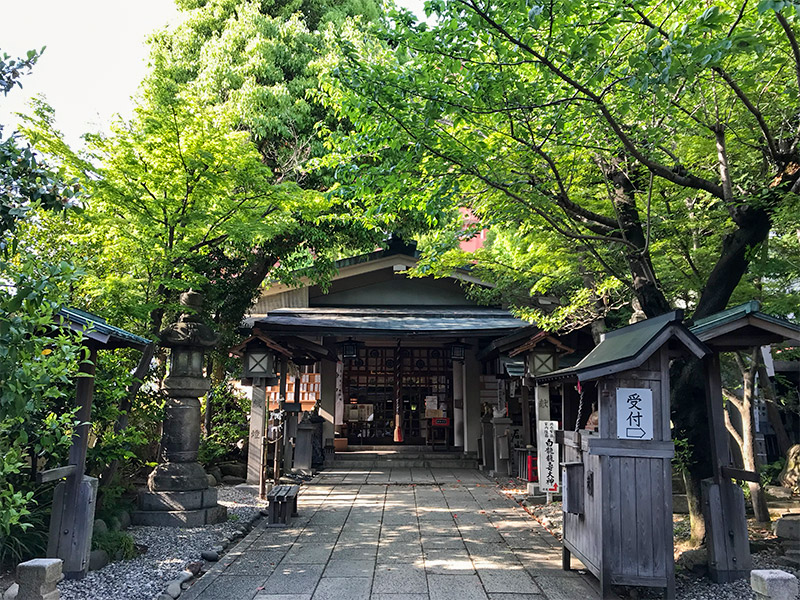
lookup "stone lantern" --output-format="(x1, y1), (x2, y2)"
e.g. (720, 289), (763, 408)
(133, 291), (227, 526)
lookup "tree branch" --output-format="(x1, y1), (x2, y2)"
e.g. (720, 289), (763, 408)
(723, 400), (745, 450)
(776, 11), (800, 118)
(457, 0), (725, 199)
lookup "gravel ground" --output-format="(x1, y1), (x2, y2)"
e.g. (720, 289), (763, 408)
(57, 485), (267, 600)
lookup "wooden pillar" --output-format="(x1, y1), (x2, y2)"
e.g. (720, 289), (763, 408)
(393, 342), (403, 443)
(453, 360), (464, 448)
(284, 373), (302, 472)
(274, 357), (288, 485)
(520, 385), (532, 446)
(702, 353), (752, 581)
(49, 345), (98, 579)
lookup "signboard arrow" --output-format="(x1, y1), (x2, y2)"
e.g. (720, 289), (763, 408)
(626, 427), (647, 439)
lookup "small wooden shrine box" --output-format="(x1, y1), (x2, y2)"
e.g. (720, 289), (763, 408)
(538, 311), (709, 599)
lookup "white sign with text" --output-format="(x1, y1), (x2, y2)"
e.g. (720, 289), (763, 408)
(616, 388), (653, 440)
(537, 420), (560, 493)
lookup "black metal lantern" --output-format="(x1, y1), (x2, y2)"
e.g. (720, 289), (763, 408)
(529, 347), (557, 376)
(448, 342), (467, 362)
(339, 338), (360, 360)
(243, 343), (276, 378)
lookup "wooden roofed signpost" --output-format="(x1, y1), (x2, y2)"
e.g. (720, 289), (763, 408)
(43, 308), (150, 579)
(689, 301), (800, 582)
(536, 311), (709, 600)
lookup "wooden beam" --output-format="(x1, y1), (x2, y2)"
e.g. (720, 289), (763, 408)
(721, 466), (760, 483)
(36, 465), (76, 484)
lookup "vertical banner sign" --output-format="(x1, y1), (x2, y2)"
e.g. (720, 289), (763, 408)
(537, 420), (560, 493)
(335, 361), (344, 426)
(616, 388), (653, 440)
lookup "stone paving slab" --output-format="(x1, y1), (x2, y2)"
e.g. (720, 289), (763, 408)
(185, 468), (614, 600)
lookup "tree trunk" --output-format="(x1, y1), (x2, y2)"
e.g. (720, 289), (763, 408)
(737, 350), (771, 524)
(757, 362), (792, 457)
(605, 164), (672, 317)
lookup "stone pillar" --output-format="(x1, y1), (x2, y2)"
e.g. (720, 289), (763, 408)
(480, 413), (495, 472)
(492, 416), (512, 477)
(453, 360), (464, 448)
(247, 380), (267, 485)
(294, 419), (315, 475)
(133, 291), (227, 527)
(16, 558), (62, 600)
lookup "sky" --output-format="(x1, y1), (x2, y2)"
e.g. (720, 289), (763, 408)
(0, 0), (425, 148)
(1, 1), (180, 146)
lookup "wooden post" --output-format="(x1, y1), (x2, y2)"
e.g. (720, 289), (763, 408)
(274, 357), (288, 485)
(283, 374), (301, 472)
(702, 353), (752, 581)
(394, 342), (404, 443)
(453, 359), (464, 448)
(49, 345), (98, 579)
(521, 385), (532, 446)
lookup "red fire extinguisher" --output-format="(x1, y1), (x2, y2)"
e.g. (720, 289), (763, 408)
(527, 451), (538, 482)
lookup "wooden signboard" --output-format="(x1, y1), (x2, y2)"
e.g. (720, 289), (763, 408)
(537, 420), (560, 493)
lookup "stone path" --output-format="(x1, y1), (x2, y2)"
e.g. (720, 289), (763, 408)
(183, 468), (606, 600)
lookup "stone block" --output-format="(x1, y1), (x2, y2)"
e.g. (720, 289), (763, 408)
(131, 504), (227, 527)
(205, 504), (228, 524)
(775, 515), (800, 540)
(138, 488), (218, 512)
(16, 558), (62, 600)
(3, 583), (18, 600)
(148, 461), (209, 492)
(132, 508), (208, 527)
(751, 569), (798, 600)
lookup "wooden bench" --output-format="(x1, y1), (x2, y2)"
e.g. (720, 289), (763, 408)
(266, 484), (299, 526)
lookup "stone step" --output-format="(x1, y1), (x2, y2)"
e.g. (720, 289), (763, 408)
(329, 459), (480, 469)
(334, 452), (475, 460)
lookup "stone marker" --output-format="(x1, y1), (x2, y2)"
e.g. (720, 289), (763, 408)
(752, 569), (799, 600)
(16, 558), (62, 600)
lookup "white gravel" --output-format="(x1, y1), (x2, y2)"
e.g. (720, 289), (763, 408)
(57, 485), (267, 600)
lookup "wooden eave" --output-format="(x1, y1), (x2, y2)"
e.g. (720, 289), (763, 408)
(691, 314), (800, 351)
(258, 253), (493, 298)
(536, 312), (709, 384)
(229, 332), (294, 359)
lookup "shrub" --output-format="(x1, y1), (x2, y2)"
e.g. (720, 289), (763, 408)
(200, 383), (249, 466)
(92, 529), (137, 560)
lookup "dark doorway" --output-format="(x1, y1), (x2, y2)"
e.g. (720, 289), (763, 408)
(343, 345), (452, 445)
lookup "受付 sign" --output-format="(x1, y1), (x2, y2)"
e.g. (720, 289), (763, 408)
(537, 420), (560, 493)
(616, 388), (653, 440)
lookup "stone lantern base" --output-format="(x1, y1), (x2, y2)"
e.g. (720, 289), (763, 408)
(132, 487), (227, 527)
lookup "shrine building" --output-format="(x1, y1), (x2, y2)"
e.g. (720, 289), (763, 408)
(242, 237), (549, 454)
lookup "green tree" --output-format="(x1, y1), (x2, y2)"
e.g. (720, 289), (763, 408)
(0, 50), (84, 563)
(320, 0), (800, 542)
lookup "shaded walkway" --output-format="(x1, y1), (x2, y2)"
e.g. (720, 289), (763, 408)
(184, 469), (607, 600)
